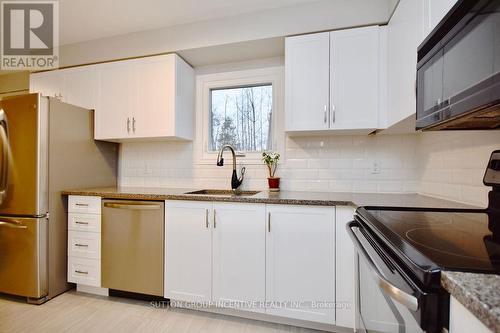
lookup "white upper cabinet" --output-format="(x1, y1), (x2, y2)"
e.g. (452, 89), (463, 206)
(266, 205), (336, 324)
(30, 71), (64, 99)
(285, 32), (330, 131)
(330, 26), (380, 130)
(95, 61), (136, 140)
(95, 54), (195, 141)
(63, 67), (98, 110)
(386, 0), (425, 128)
(285, 26), (382, 134)
(212, 203), (266, 313)
(30, 53), (194, 142)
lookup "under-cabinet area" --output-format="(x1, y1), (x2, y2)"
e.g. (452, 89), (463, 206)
(66, 195), (356, 331)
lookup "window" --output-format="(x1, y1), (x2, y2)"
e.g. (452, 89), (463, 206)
(209, 84), (273, 152)
(196, 66), (283, 164)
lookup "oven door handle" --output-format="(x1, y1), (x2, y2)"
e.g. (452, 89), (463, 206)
(349, 225), (419, 312)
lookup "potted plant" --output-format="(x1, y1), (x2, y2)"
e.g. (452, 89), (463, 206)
(262, 152), (281, 191)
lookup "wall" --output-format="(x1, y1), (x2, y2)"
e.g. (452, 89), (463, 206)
(119, 130), (499, 207)
(58, 0), (391, 67)
(417, 130), (500, 207)
(119, 134), (420, 194)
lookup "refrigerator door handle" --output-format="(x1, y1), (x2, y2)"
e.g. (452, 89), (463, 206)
(0, 109), (9, 204)
(0, 219), (27, 229)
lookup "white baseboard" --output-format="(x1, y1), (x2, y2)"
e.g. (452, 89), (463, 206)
(76, 284), (109, 297)
(170, 301), (354, 333)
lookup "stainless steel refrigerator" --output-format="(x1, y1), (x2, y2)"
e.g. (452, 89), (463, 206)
(0, 93), (117, 304)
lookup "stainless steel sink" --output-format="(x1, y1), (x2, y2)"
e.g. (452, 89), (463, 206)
(184, 189), (261, 197)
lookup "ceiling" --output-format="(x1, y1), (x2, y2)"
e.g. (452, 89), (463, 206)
(58, 0), (320, 45)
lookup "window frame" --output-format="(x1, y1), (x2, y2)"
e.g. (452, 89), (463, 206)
(195, 66), (284, 165)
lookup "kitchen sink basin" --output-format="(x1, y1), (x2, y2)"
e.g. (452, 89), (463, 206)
(184, 189), (261, 197)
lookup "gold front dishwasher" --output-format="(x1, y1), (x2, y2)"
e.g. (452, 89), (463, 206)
(101, 200), (164, 297)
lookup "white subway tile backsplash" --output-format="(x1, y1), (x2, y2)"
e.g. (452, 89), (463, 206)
(119, 130), (499, 207)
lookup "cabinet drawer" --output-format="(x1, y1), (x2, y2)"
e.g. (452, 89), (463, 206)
(68, 196), (101, 214)
(68, 231), (101, 259)
(68, 213), (101, 233)
(67, 257), (100, 287)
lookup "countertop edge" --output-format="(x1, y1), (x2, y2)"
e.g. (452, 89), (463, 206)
(61, 190), (355, 207)
(441, 271), (500, 333)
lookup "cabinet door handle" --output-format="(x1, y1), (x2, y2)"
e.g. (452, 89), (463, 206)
(323, 105), (328, 124)
(331, 104), (336, 123)
(268, 212), (271, 232)
(75, 243), (89, 248)
(75, 270), (88, 275)
(127, 117), (131, 133)
(75, 221), (89, 225)
(205, 209), (209, 229)
(213, 209), (217, 229)
(132, 117), (136, 133)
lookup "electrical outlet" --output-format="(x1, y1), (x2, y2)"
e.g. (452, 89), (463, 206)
(372, 162), (381, 174)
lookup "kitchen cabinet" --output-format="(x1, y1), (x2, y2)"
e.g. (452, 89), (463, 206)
(30, 54), (194, 142)
(285, 27), (381, 133)
(329, 26), (380, 130)
(285, 32), (330, 131)
(266, 205), (336, 324)
(95, 61), (136, 140)
(386, 0), (425, 128)
(30, 71), (64, 99)
(67, 196), (102, 288)
(165, 201), (212, 303)
(95, 54), (194, 141)
(30, 66), (97, 109)
(335, 206), (356, 329)
(212, 202), (266, 312)
(449, 296), (493, 333)
(165, 201), (266, 307)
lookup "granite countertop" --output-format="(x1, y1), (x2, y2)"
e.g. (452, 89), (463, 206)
(442, 271), (500, 333)
(61, 186), (479, 209)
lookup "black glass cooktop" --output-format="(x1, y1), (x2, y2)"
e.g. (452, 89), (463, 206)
(357, 208), (500, 286)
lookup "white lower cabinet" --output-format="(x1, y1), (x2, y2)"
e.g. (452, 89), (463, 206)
(265, 205), (336, 324)
(212, 203), (266, 312)
(67, 195), (102, 288)
(449, 296), (493, 333)
(165, 201), (351, 328)
(165, 201), (212, 302)
(335, 206), (356, 328)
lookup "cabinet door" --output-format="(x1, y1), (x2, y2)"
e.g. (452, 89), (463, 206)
(335, 206), (356, 329)
(134, 55), (175, 138)
(387, 0), (425, 127)
(266, 205), (335, 324)
(330, 26), (379, 130)
(165, 201), (212, 302)
(212, 203), (266, 313)
(62, 67), (98, 110)
(285, 32), (330, 131)
(95, 62), (136, 140)
(29, 71), (63, 98)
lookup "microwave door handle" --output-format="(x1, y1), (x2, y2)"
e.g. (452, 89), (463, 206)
(349, 225), (419, 312)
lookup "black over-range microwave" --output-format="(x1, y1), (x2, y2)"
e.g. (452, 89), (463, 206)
(416, 0), (500, 130)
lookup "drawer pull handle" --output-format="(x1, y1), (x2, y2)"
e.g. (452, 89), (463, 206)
(75, 270), (88, 275)
(75, 221), (89, 225)
(75, 244), (89, 248)
(75, 203), (89, 207)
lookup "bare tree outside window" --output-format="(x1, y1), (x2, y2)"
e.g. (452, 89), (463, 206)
(209, 84), (272, 152)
